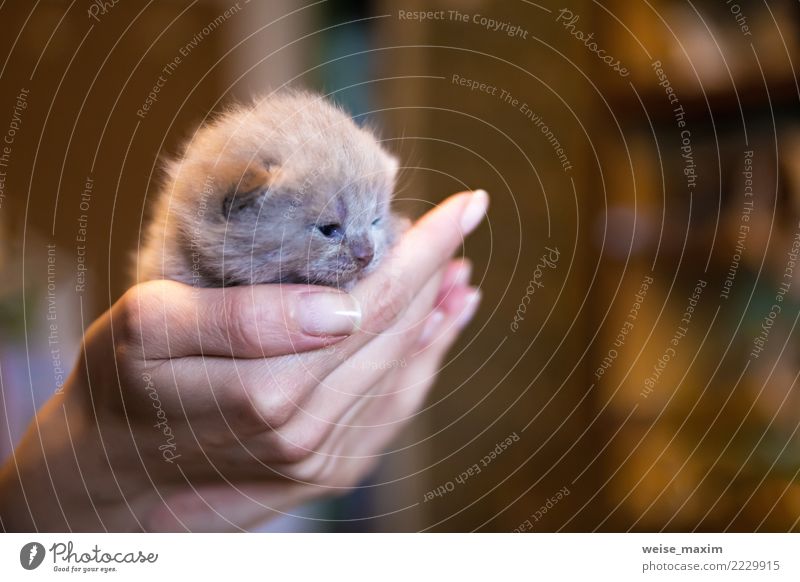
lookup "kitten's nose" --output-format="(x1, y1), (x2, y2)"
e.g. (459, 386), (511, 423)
(350, 239), (374, 268)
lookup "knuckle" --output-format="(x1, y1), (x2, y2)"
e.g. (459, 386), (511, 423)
(268, 420), (329, 468)
(284, 422), (328, 459)
(251, 388), (296, 429)
(116, 284), (156, 348)
(117, 281), (186, 350)
(275, 436), (316, 464)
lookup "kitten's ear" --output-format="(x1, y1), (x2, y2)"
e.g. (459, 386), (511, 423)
(221, 163), (274, 217)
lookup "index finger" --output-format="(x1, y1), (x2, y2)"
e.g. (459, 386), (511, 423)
(295, 189), (488, 377)
(354, 189), (488, 336)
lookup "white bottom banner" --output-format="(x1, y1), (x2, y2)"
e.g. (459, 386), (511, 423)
(0, 533), (796, 580)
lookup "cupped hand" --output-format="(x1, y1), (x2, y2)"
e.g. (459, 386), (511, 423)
(0, 190), (487, 532)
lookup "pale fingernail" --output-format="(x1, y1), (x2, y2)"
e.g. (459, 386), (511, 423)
(293, 292), (362, 336)
(460, 190), (489, 234)
(452, 260), (473, 288)
(456, 289), (482, 329)
(419, 310), (446, 345)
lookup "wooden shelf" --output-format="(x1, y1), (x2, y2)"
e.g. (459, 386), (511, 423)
(606, 75), (800, 127)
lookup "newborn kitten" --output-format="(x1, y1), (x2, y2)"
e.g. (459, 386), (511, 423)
(136, 90), (405, 290)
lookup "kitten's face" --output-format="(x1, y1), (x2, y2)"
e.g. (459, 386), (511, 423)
(166, 92), (404, 289)
(211, 145), (400, 289)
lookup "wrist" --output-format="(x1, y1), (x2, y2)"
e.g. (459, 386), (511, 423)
(0, 377), (157, 531)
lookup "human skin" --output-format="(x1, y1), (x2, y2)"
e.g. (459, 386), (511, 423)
(0, 190), (488, 532)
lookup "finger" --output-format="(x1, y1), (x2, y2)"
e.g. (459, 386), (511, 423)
(252, 268), (444, 461)
(228, 287), (482, 487)
(284, 190), (488, 379)
(116, 191), (487, 452)
(436, 258), (472, 307)
(140, 265), (443, 449)
(262, 366), (403, 484)
(292, 266), (445, 415)
(116, 279), (361, 360)
(217, 286), (476, 485)
(273, 287), (482, 481)
(353, 190), (486, 336)
(120, 189), (486, 365)
(170, 267), (442, 464)
(415, 285), (481, 353)
(326, 286), (482, 459)
(177, 191), (487, 435)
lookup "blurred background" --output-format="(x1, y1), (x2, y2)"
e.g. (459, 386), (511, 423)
(1, 0), (799, 531)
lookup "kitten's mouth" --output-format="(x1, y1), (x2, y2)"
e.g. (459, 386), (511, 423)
(303, 274), (357, 289)
(300, 265), (365, 289)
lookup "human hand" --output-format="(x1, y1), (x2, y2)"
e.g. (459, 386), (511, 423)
(0, 190), (488, 531)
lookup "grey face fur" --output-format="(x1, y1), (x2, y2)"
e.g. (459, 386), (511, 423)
(137, 90), (404, 289)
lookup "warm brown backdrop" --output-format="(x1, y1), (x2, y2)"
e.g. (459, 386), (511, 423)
(2, 0), (798, 531)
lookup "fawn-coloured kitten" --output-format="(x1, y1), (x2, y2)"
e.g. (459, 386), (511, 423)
(136, 90), (405, 290)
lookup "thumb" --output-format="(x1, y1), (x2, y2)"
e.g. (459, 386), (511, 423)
(114, 279), (362, 360)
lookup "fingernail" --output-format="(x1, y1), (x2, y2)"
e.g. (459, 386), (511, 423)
(460, 190), (489, 234)
(456, 289), (482, 329)
(419, 310), (446, 345)
(452, 260), (473, 288)
(293, 292), (362, 336)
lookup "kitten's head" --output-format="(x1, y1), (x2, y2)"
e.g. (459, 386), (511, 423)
(171, 91), (402, 288)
